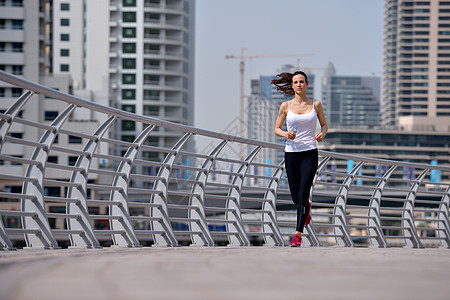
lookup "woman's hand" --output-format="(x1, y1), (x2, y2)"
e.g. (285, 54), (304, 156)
(315, 133), (324, 142)
(286, 130), (296, 140)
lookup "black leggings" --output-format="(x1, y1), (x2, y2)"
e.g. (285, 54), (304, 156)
(285, 149), (318, 232)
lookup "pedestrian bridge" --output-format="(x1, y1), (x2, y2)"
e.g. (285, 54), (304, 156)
(0, 70), (449, 250)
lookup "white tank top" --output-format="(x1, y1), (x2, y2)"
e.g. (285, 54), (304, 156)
(285, 100), (318, 152)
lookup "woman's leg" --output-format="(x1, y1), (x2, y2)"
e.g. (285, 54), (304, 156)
(285, 152), (307, 236)
(295, 149), (318, 233)
(285, 152), (302, 207)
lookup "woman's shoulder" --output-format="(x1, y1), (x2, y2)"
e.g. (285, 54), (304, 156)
(279, 100), (290, 110)
(313, 99), (323, 107)
(313, 99), (324, 112)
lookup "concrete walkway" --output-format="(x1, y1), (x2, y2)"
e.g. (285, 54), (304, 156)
(0, 247), (449, 300)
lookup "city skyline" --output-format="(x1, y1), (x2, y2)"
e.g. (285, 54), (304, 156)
(194, 0), (384, 134)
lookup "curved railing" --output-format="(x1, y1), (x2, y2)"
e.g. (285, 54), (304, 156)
(0, 70), (449, 250)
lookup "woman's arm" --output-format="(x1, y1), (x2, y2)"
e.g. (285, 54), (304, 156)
(314, 100), (328, 143)
(274, 101), (293, 139)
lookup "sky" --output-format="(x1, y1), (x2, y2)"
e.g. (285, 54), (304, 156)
(194, 0), (384, 134)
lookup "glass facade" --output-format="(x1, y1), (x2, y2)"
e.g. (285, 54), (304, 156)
(322, 63), (381, 127)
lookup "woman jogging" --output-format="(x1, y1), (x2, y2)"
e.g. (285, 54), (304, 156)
(272, 71), (328, 247)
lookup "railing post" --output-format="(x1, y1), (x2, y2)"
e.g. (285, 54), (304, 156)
(0, 218), (14, 250)
(225, 147), (261, 246)
(368, 165), (396, 248)
(22, 105), (77, 249)
(0, 91), (34, 250)
(0, 91), (34, 151)
(188, 140), (227, 246)
(66, 116), (116, 248)
(150, 132), (193, 246)
(437, 186), (450, 248)
(261, 162), (284, 246)
(109, 125), (156, 247)
(333, 161), (363, 247)
(304, 156), (331, 247)
(402, 169), (428, 248)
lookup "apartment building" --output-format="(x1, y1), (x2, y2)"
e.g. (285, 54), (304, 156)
(383, 0), (450, 130)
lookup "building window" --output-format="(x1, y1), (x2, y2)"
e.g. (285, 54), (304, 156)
(121, 120), (136, 131)
(145, 13), (160, 22)
(144, 44), (160, 54)
(61, 3), (70, 11)
(146, 0), (160, 5)
(121, 104), (135, 113)
(12, 20), (23, 30)
(145, 28), (159, 38)
(123, 27), (136, 38)
(8, 132), (22, 139)
(146, 136), (159, 146)
(123, 0), (136, 6)
(121, 135), (135, 142)
(45, 111), (59, 121)
(144, 90), (160, 100)
(122, 43), (136, 53)
(47, 156), (58, 164)
(12, 88), (22, 97)
(11, 0), (23, 7)
(122, 58), (136, 69)
(60, 64), (69, 72)
(144, 75), (159, 85)
(68, 156), (78, 166)
(60, 49), (70, 56)
(122, 89), (136, 99)
(12, 65), (23, 75)
(12, 43), (23, 52)
(60, 18), (70, 26)
(144, 60), (159, 69)
(144, 105), (159, 116)
(60, 34), (70, 41)
(69, 135), (82, 144)
(122, 74), (136, 85)
(123, 12), (136, 23)
(0, 42), (5, 52)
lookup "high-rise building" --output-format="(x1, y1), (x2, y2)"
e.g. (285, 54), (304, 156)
(0, 0), (196, 193)
(322, 62), (380, 127)
(0, 0), (53, 179)
(0, 0), (49, 86)
(109, 0), (196, 159)
(383, 0), (450, 131)
(0, 0), (105, 192)
(319, 1), (450, 177)
(52, 0), (110, 95)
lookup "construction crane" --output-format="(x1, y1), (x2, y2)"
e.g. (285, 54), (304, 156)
(225, 48), (315, 158)
(296, 59), (327, 74)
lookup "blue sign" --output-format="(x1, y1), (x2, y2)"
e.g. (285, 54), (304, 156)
(430, 160), (441, 184)
(347, 160), (353, 174)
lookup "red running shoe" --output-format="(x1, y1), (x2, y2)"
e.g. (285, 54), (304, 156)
(305, 202), (312, 225)
(289, 234), (302, 247)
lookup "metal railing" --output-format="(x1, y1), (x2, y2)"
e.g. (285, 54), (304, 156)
(0, 70), (449, 250)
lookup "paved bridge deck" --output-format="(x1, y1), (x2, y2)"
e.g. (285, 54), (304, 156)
(1, 247), (449, 300)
